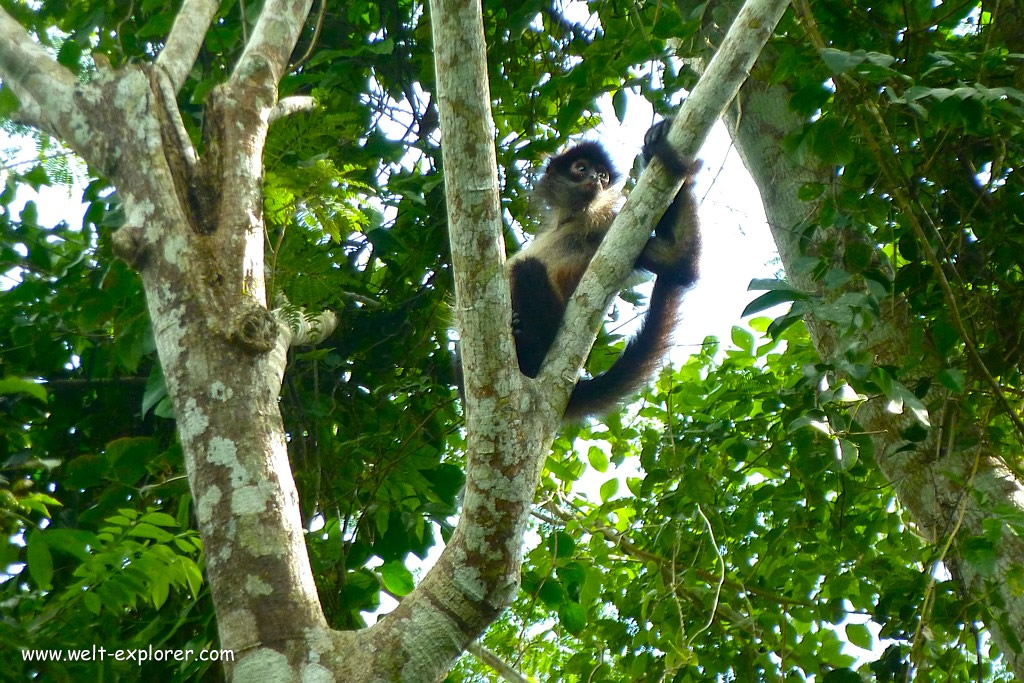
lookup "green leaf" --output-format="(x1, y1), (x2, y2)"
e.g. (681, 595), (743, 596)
(27, 534), (54, 590)
(0, 377), (47, 403)
(137, 11), (176, 38)
(864, 51), (896, 69)
(937, 368), (966, 393)
(151, 575), (170, 608)
(962, 536), (998, 576)
(182, 559), (203, 596)
(599, 478), (618, 502)
(820, 48), (865, 74)
(380, 561), (415, 596)
(767, 310), (806, 339)
(142, 366), (168, 417)
(612, 89), (628, 124)
(798, 182), (825, 200)
(83, 591), (102, 615)
(822, 669), (862, 683)
(730, 326), (754, 353)
(128, 523), (175, 542)
(747, 278), (798, 292)
(742, 291), (807, 317)
(538, 580), (565, 608)
(587, 446), (609, 473)
(0, 85), (20, 117)
(547, 531), (575, 558)
(559, 601), (587, 634)
(871, 370), (930, 427)
(56, 40), (83, 72)
(140, 512), (180, 528)
(837, 438), (859, 471)
(626, 477), (643, 496)
(20, 200), (38, 225)
(845, 622), (873, 650)
(41, 529), (97, 561)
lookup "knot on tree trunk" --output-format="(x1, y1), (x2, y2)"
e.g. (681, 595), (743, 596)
(231, 303), (279, 353)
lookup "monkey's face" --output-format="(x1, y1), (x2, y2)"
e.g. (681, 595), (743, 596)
(536, 141), (620, 214)
(570, 159), (611, 188)
(569, 158), (611, 198)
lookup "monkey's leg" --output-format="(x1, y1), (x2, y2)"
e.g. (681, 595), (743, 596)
(510, 258), (566, 377)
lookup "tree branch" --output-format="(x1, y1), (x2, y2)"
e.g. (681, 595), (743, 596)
(465, 641), (529, 683)
(347, 2), (557, 680)
(429, 2), (517, 427)
(277, 308), (339, 348)
(230, 0), (314, 91)
(288, 0), (327, 73)
(157, 0), (221, 93)
(269, 95), (317, 123)
(792, 0), (1024, 452)
(542, 0), (792, 407)
(0, 8), (79, 140)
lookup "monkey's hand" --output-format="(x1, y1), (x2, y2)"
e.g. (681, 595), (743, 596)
(642, 118), (701, 180)
(511, 310), (524, 337)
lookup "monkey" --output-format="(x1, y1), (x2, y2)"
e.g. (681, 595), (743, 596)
(506, 118), (702, 420)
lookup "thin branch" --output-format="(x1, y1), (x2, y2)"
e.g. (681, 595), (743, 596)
(338, 290), (383, 309)
(686, 504), (725, 647)
(268, 305), (338, 395)
(239, 0), (249, 44)
(156, 0), (220, 93)
(289, 0), (328, 73)
(269, 95), (317, 123)
(909, 451), (980, 673)
(545, 499), (769, 642)
(867, 101), (1024, 449)
(464, 641), (530, 683)
(0, 150), (76, 173)
(542, 501), (816, 609)
(0, 8), (78, 138)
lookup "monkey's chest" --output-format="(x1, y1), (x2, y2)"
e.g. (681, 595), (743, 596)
(542, 233), (601, 291)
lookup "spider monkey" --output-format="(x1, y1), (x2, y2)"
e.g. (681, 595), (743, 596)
(507, 118), (701, 420)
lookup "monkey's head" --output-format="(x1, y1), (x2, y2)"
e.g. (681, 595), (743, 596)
(536, 141), (620, 212)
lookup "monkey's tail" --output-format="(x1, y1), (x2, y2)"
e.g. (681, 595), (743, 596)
(564, 278), (684, 421)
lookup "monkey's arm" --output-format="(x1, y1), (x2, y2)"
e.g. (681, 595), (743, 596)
(636, 118), (702, 286)
(510, 257), (566, 378)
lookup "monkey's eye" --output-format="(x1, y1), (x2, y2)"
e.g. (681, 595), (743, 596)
(572, 161), (588, 178)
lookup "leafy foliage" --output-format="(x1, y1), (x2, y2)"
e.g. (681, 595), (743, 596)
(454, 321), (1006, 681)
